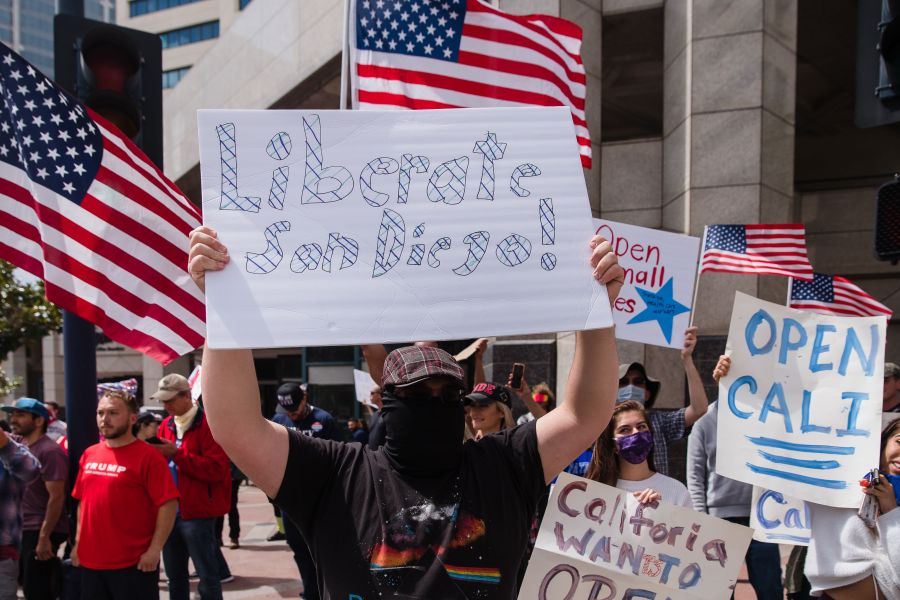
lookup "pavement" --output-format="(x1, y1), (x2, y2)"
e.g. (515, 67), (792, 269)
(161, 483), (302, 599)
(159, 483), (773, 599)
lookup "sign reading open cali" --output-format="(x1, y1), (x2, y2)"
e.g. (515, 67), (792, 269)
(518, 473), (752, 600)
(197, 107), (610, 348)
(716, 292), (885, 508)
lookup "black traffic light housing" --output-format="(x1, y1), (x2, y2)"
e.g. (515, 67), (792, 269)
(856, 0), (900, 128)
(875, 175), (900, 264)
(53, 14), (162, 167)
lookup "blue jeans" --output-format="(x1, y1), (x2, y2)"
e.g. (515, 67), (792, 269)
(163, 517), (222, 600)
(724, 516), (784, 599)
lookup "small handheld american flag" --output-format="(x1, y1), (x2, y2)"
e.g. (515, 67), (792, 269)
(790, 273), (892, 319)
(699, 224), (814, 281)
(350, 0), (592, 167)
(0, 43), (205, 364)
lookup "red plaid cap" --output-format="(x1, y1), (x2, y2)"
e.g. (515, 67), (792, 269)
(382, 346), (465, 390)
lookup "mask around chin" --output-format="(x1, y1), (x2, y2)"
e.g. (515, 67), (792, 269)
(616, 384), (646, 404)
(380, 391), (465, 476)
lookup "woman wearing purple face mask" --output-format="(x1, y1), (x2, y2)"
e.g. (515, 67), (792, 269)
(585, 401), (691, 507)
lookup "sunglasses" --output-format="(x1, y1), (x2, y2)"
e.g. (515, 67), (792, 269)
(394, 383), (464, 404)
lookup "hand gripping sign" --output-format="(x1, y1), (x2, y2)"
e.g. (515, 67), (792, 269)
(716, 292), (885, 508)
(518, 473), (752, 600)
(198, 107), (611, 348)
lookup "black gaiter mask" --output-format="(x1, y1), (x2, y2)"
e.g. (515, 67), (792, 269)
(380, 390), (465, 477)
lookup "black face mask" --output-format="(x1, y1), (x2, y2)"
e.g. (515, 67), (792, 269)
(380, 389), (465, 477)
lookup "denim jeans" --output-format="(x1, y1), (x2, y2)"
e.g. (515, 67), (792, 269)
(724, 516), (784, 599)
(0, 558), (17, 600)
(283, 516), (318, 600)
(162, 517), (222, 600)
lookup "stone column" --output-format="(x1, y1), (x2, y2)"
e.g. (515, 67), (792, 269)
(652, 0), (799, 404)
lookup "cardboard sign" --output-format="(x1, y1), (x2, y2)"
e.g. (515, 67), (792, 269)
(750, 486), (810, 545)
(197, 107), (611, 348)
(518, 473), (752, 600)
(594, 219), (700, 348)
(717, 292), (885, 508)
(353, 369), (378, 409)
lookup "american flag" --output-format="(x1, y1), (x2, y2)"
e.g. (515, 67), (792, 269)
(699, 224), (814, 281)
(350, 0), (592, 167)
(0, 43), (205, 364)
(790, 273), (892, 319)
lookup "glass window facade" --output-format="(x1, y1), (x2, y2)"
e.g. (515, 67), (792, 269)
(129, 0), (204, 18)
(162, 65), (191, 89)
(159, 20), (219, 49)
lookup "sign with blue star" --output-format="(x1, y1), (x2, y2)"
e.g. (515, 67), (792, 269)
(594, 219), (701, 348)
(627, 277), (691, 343)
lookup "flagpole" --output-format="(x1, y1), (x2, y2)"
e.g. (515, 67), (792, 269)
(688, 226), (707, 327)
(786, 277), (793, 307)
(340, 0), (351, 110)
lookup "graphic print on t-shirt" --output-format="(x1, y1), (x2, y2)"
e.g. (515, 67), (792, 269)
(368, 497), (500, 595)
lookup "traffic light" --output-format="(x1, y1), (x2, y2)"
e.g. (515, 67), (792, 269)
(54, 14), (162, 167)
(875, 176), (900, 264)
(856, 1), (900, 128)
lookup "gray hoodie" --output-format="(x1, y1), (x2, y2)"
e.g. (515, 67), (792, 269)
(686, 401), (752, 517)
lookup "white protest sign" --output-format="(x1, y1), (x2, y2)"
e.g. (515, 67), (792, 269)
(717, 292), (885, 508)
(187, 365), (202, 401)
(518, 473), (752, 600)
(197, 107), (610, 348)
(353, 369), (378, 409)
(749, 486), (810, 545)
(593, 219), (700, 348)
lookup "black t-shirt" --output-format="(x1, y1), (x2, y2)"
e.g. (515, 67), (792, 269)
(275, 420), (545, 599)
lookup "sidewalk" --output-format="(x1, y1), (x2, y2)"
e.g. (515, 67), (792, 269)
(162, 483), (302, 599)
(163, 483), (769, 599)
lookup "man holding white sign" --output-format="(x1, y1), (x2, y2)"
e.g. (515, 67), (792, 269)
(188, 227), (624, 599)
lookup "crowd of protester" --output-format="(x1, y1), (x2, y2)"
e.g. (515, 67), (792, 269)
(0, 229), (897, 599)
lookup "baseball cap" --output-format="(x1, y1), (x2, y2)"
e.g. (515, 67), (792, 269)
(150, 374), (191, 402)
(1, 397), (49, 420)
(886, 363), (900, 378)
(464, 382), (513, 409)
(618, 363), (661, 403)
(136, 411), (162, 425)
(382, 346), (466, 391)
(276, 382), (305, 412)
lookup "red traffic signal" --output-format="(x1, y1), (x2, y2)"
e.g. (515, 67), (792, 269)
(54, 14), (162, 167)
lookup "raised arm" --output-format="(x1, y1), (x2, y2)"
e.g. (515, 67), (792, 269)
(361, 344), (388, 384)
(535, 236), (623, 484)
(189, 226), (289, 499)
(681, 326), (709, 427)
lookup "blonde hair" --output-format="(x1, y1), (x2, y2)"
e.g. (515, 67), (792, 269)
(465, 401), (515, 440)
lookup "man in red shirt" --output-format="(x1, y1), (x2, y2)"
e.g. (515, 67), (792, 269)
(71, 389), (179, 599)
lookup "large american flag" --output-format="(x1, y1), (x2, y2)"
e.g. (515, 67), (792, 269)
(699, 224), (814, 281)
(0, 43), (205, 364)
(350, 0), (592, 167)
(790, 273), (892, 319)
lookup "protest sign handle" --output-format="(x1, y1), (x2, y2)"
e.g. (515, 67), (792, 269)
(340, 0), (351, 110)
(689, 226), (708, 327)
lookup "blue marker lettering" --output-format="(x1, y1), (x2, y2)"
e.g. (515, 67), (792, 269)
(678, 563), (702, 589)
(657, 553), (681, 584)
(760, 382), (793, 433)
(728, 376), (756, 419)
(809, 324), (837, 373)
(801, 390), (831, 434)
(757, 490), (786, 529)
(779, 318), (808, 365)
(836, 391), (871, 437)
(838, 324), (880, 376)
(745, 309), (777, 356)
